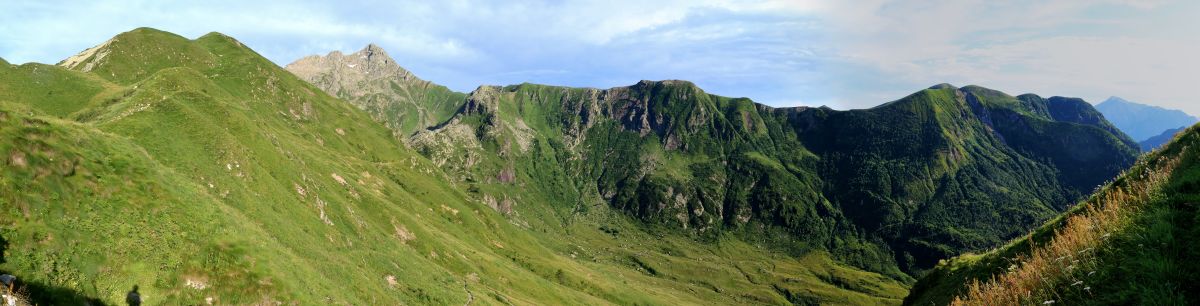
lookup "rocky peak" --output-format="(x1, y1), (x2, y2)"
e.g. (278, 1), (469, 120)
(363, 43), (386, 61)
(286, 43), (415, 88)
(286, 44), (468, 136)
(462, 85), (504, 116)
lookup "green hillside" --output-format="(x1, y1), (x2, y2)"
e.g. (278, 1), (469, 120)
(905, 122), (1200, 305)
(0, 27), (1146, 305)
(396, 77), (1137, 282)
(0, 27), (915, 305)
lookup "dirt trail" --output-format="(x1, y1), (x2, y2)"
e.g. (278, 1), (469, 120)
(463, 281), (474, 306)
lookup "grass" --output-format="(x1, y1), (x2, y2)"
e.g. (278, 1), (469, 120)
(405, 73), (1139, 295)
(0, 62), (120, 118)
(907, 124), (1200, 305)
(0, 27), (1148, 305)
(0, 27), (911, 305)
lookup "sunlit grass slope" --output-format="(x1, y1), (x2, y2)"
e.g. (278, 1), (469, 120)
(906, 123), (1200, 305)
(0, 27), (908, 305)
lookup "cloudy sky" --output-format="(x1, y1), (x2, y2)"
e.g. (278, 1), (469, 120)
(1, 0), (1197, 113)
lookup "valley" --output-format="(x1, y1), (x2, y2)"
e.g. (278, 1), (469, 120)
(0, 27), (1178, 305)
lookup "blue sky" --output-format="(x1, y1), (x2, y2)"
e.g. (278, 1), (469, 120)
(1, 0), (1198, 113)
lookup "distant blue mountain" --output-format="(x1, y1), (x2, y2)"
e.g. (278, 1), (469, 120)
(1139, 127), (1187, 152)
(1095, 96), (1197, 142)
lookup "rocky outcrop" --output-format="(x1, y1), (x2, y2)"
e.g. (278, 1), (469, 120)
(412, 81), (1139, 276)
(286, 44), (466, 136)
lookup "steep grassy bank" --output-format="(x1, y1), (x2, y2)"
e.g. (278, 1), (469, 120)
(906, 124), (1200, 305)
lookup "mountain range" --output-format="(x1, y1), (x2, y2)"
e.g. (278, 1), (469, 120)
(0, 28), (1157, 305)
(1139, 126), (1187, 152)
(1095, 96), (1197, 146)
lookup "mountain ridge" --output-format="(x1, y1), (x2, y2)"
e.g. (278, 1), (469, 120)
(1139, 126), (1186, 151)
(347, 61), (1139, 275)
(286, 44), (466, 137)
(905, 121), (1200, 305)
(3, 27), (919, 306)
(0, 27), (1149, 305)
(1095, 96), (1197, 142)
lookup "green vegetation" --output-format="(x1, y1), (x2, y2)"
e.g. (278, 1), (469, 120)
(905, 124), (1200, 305)
(0, 27), (1145, 305)
(406, 78), (1138, 287)
(0, 27), (915, 305)
(0, 62), (119, 117)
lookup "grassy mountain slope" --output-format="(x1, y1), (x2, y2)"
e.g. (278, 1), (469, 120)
(398, 78), (1138, 283)
(0, 62), (120, 118)
(0, 103), (280, 304)
(905, 123), (1200, 305)
(0, 27), (909, 305)
(286, 44), (465, 137)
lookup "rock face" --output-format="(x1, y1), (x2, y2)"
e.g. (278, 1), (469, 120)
(286, 44), (465, 136)
(405, 81), (1139, 275)
(286, 46), (1138, 277)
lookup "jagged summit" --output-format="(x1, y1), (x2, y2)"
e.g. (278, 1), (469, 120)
(362, 43), (388, 60)
(287, 43), (416, 85)
(285, 44), (465, 136)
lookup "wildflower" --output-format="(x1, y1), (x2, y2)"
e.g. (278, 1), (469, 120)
(1071, 281), (1083, 286)
(1044, 300), (1056, 305)
(1088, 271), (1096, 276)
(1084, 286), (1091, 291)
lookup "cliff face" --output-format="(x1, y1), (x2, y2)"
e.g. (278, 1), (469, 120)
(402, 80), (1138, 275)
(286, 43), (1139, 276)
(286, 44), (465, 136)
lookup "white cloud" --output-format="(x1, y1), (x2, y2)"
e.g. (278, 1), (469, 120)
(814, 0), (1200, 114)
(4, 0), (1193, 114)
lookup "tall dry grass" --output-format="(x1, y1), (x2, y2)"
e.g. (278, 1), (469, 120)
(949, 149), (1184, 306)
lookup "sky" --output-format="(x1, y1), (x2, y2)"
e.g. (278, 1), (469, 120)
(1, 0), (1198, 114)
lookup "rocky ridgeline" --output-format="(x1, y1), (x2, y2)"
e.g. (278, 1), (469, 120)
(287, 44), (464, 136)
(286, 44), (417, 95)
